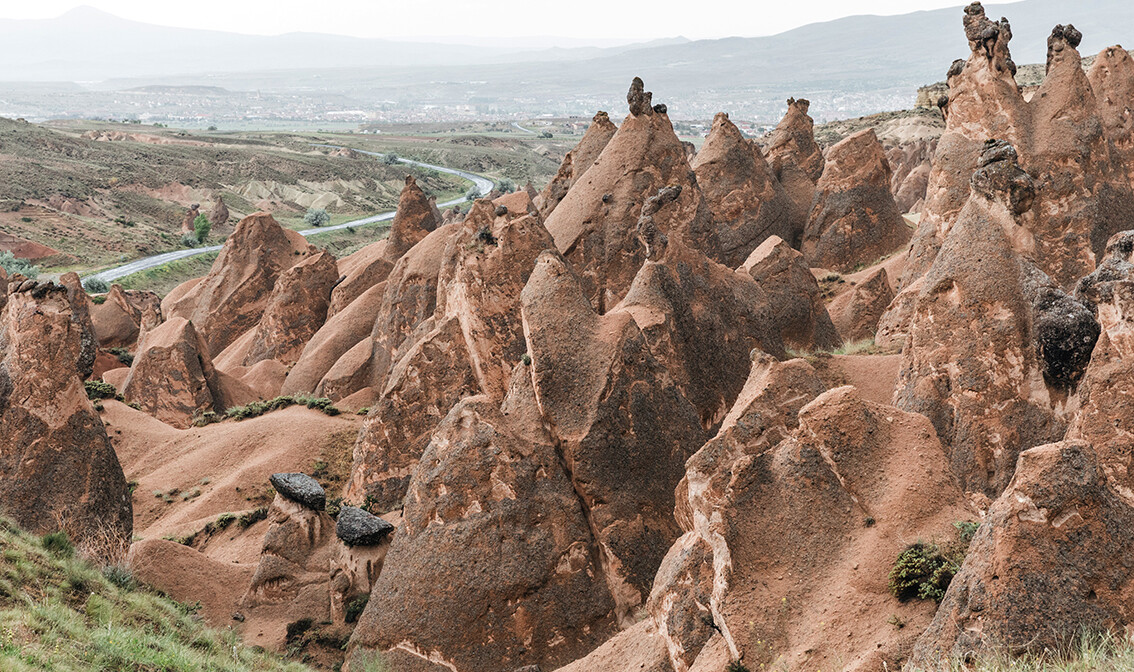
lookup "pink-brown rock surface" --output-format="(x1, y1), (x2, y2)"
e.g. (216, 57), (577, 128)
(89, 284), (162, 350)
(122, 317), (230, 428)
(241, 250), (338, 368)
(1089, 46), (1134, 191)
(912, 441), (1134, 667)
(0, 280), (132, 553)
(543, 78), (720, 312)
(739, 235), (840, 352)
(692, 112), (800, 263)
(764, 98), (824, 224)
(537, 111), (617, 219)
(802, 129), (910, 272)
(163, 212), (312, 355)
(827, 266), (895, 342)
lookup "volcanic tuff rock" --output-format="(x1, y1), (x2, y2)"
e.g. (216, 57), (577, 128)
(0, 279), (132, 552)
(912, 441), (1134, 667)
(887, 138), (936, 213)
(1088, 47), (1134, 191)
(243, 492), (335, 617)
(895, 141), (1095, 496)
(89, 284), (162, 350)
(121, 317), (229, 429)
(240, 249), (338, 368)
(827, 266), (895, 342)
(59, 271), (98, 380)
(738, 235), (840, 352)
(543, 78), (720, 312)
(163, 212), (312, 355)
(537, 110), (617, 219)
(349, 396), (619, 671)
(208, 195), (229, 226)
(802, 129), (910, 272)
(181, 203), (200, 235)
(764, 97), (824, 226)
(692, 112), (800, 263)
(346, 202), (555, 508)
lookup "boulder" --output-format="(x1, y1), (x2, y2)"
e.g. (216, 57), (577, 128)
(802, 129), (910, 272)
(163, 212), (312, 355)
(538, 111), (617, 219)
(89, 284), (161, 350)
(335, 506), (393, 546)
(692, 112), (800, 263)
(269, 472), (326, 511)
(0, 280), (132, 555)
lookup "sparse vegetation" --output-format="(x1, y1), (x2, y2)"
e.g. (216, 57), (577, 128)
(888, 542), (957, 602)
(726, 662), (752, 672)
(344, 595), (369, 624)
(84, 380), (121, 401)
(303, 207), (330, 228)
(0, 250), (39, 279)
(107, 347), (134, 366)
(0, 519), (311, 671)
(225, 395), (341, 421)
(237, 507), (269, 529)
(466, 186), (480, 201)
(82, 277), (109, 294)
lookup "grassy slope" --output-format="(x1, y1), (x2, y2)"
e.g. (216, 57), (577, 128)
(0, 520), (311, 672)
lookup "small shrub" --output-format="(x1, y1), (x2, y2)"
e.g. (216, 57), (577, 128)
(954, 520), (980, 543)
(325, 497), (343, 519)
(0, 250), (39, 279)
(521, 353), (532, 366)
(107, 347), (133, 366)
(356, 407), (370, 415)
(90, 295), (107, 304)
(41, 531), (75, 558)
(888, 542), (957, 602)
(101, 563), (136, 590)
(345, 595), (369, 623)
(465, 186), (480, 202)
(304, 208), (331, 228)
(193, 213), (211, 243)
(726, 662), (751, 672)
(382, 153), (399, 165)
(497, 177), (516, 193)
(180, 232), (199, 248)
(82, 277), (109, 294)
(237, 507), (268, 529)
(84, 380), (121, 401)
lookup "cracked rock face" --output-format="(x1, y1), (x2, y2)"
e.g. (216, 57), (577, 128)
(912, 441), (1134, 668)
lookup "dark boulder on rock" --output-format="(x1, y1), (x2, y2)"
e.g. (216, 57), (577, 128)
(269, 472), (326, 511)
(335, 506), (395, 547)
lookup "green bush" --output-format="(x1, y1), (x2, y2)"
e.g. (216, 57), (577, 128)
(84, 380), (122, 401)
(0, 250), (39, 279)
(82, 277), (109, 294)
(237, 507), (268, 529)
(180, 233), (199, 248)
(101, 564), (136, 591)
(344, 595), (369, 624)
(225, 395), (340, 421)
(41, 531), (75, 558)
(497, 178), (516, 193)
(888, 542), (957, 603)
(304, 208), (330, 228)
(107, 347), (134, 366)
(726, 662), (751, 672)
(193, 213), (211, 243)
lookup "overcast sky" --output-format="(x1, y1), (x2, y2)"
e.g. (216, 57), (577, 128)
(1, 0), (986, 42)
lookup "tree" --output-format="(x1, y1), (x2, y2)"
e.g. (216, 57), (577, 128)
(193, 213), (211, 243)
(305, 208), (331, 228)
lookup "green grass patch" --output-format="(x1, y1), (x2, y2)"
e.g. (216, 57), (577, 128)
(113, 251), (219, 297)
(0, 518), (312, 671)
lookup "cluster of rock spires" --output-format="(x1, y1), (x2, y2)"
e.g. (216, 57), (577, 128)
(9, 3), (1134, 670)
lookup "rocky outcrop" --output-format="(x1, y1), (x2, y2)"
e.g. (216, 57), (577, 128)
(349, 396), (619, 671)
(1089, 46), (1134, 191)
(537, 111), (617, 219)
(764, 98), (824, 224)
(912, 441), (1134, 667)
(208, 196), (229, 226)
(828, 267), (895, 342)
(346, 203), (555, 508)
(180, 203), (200, 235)
(543, 78), (720, 312)
(739, 235), (840, 352)
(888, 139), (936, 213)
(895, 141), (1096, 496)
(89, 284), (162, 350)
(0, 279), (132, 554)
(692, 112), (800, 263)
(802, 129), (910, 272)
(121, 317), (229, 428)
(241, 250), (338, 368)
(164, 212), (312, 355)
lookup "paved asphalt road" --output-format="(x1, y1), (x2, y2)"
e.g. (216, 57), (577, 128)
(85, 148), (495, 284)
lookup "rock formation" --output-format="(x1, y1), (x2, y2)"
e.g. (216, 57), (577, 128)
(164, 212), (312, 355)
(739, 235), (840, 351)
(543, 78), (720, 312)
(209, 195), (229, 226)
(764, 98), (825, 222)
(537, 111), (617, 219)
(240, 250), (338, 368)
(912, 441), (1134, 667)
(802, 129), (910, 272)
(89, 284), (162, 350)
(827, 267), (895, 342)
(692, 112), (800, 263)
(0, 279), (132, 553)
(181, 203), (200, 235)
(1088, 46), (1134, 191)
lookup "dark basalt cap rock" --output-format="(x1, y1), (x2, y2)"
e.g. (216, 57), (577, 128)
(971, 139), (1035, 214)
(269, 472), (326, 510)
(335, 506), (395, 546)
(1032, 286), (1100, 390)
(627, 77), (654, 116)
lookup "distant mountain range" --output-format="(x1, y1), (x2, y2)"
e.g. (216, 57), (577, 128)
(2, 1), (1132, 123)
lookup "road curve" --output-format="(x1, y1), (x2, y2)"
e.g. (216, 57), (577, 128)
(85, 148), (495, 284)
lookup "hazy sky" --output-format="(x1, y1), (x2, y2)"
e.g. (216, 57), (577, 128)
(1, 0), (985, 42)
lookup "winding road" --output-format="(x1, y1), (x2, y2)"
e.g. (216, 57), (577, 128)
(85, 148), (495, 284)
